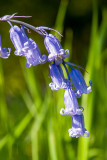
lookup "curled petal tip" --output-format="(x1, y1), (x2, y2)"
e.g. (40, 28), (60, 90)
(40, 54), (47, 63)
(60, 108), (65, 115)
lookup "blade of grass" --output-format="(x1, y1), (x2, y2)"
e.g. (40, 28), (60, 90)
(31, 91), (51, 160)
(48, 118), (58, 160)
(0, 112), (33, 149)
(0, 60), (8, 131)
(21, 90), (36, 116)
(77, 0), (107, 160)
(20, 59), (42, 110)
(54, 0), (69, 38)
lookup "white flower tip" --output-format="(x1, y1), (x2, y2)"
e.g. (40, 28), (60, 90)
(60, 108), (65, 115)
(87, 86), (92, 93)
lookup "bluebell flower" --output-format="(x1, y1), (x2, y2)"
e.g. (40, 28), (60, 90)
(9, 25), (28, 56)
(44, 34), (70, 65)
(10, 25), (47, 68)
(24, 38), (47, 68)
(60, 85), (83, 116)
(0, 35), (11, 59)
(68, 114), (89, 138)
(70, 68), (92, 96)
(49, 63), (67, 90)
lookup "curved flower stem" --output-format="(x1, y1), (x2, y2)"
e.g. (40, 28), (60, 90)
(7, 21), (13, 27)
(65, 61), (88, 73)
(62, 61), (70, 80)
(64, 61), (73, 70)
(9, 19), (62, 37)
(36, 26), (63, 37)
(9, 19), (45, 36)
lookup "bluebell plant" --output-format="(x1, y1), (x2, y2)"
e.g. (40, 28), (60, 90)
(0, 13), (92, 138)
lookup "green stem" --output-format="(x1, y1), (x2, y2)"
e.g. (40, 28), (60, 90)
(10, 19), (44, 35)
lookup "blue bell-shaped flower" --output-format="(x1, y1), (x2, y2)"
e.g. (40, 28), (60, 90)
(49, 63), (67, 90)
(68, 114), (89, 138)
(0, 35), (11, 59)
(44, 34), (70, 65)
(60, 85), (83, 116)
(10, 25), (47, 67)
(70, 69), (92, 96)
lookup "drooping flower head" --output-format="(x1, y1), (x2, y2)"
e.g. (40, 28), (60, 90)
(0, 35), (11, 59)
(60, 83), (83, 116)
(70, 68), (92, 96)
(9, 25), (28, 56)
(0, 13), (92, 138)
(68, 114), (89, 138)
(49, 63), (67, 90)
(10, 25), (47, 67)
(23, 38), (47, 68)
(44, 34), (70, 65)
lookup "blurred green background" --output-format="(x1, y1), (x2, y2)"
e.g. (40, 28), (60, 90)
(0, 0), (107, 159)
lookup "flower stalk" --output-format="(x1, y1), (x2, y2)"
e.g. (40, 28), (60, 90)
(0, 13), (92, 138)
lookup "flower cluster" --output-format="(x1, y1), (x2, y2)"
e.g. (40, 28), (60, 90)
(0, 13), (92, 138)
